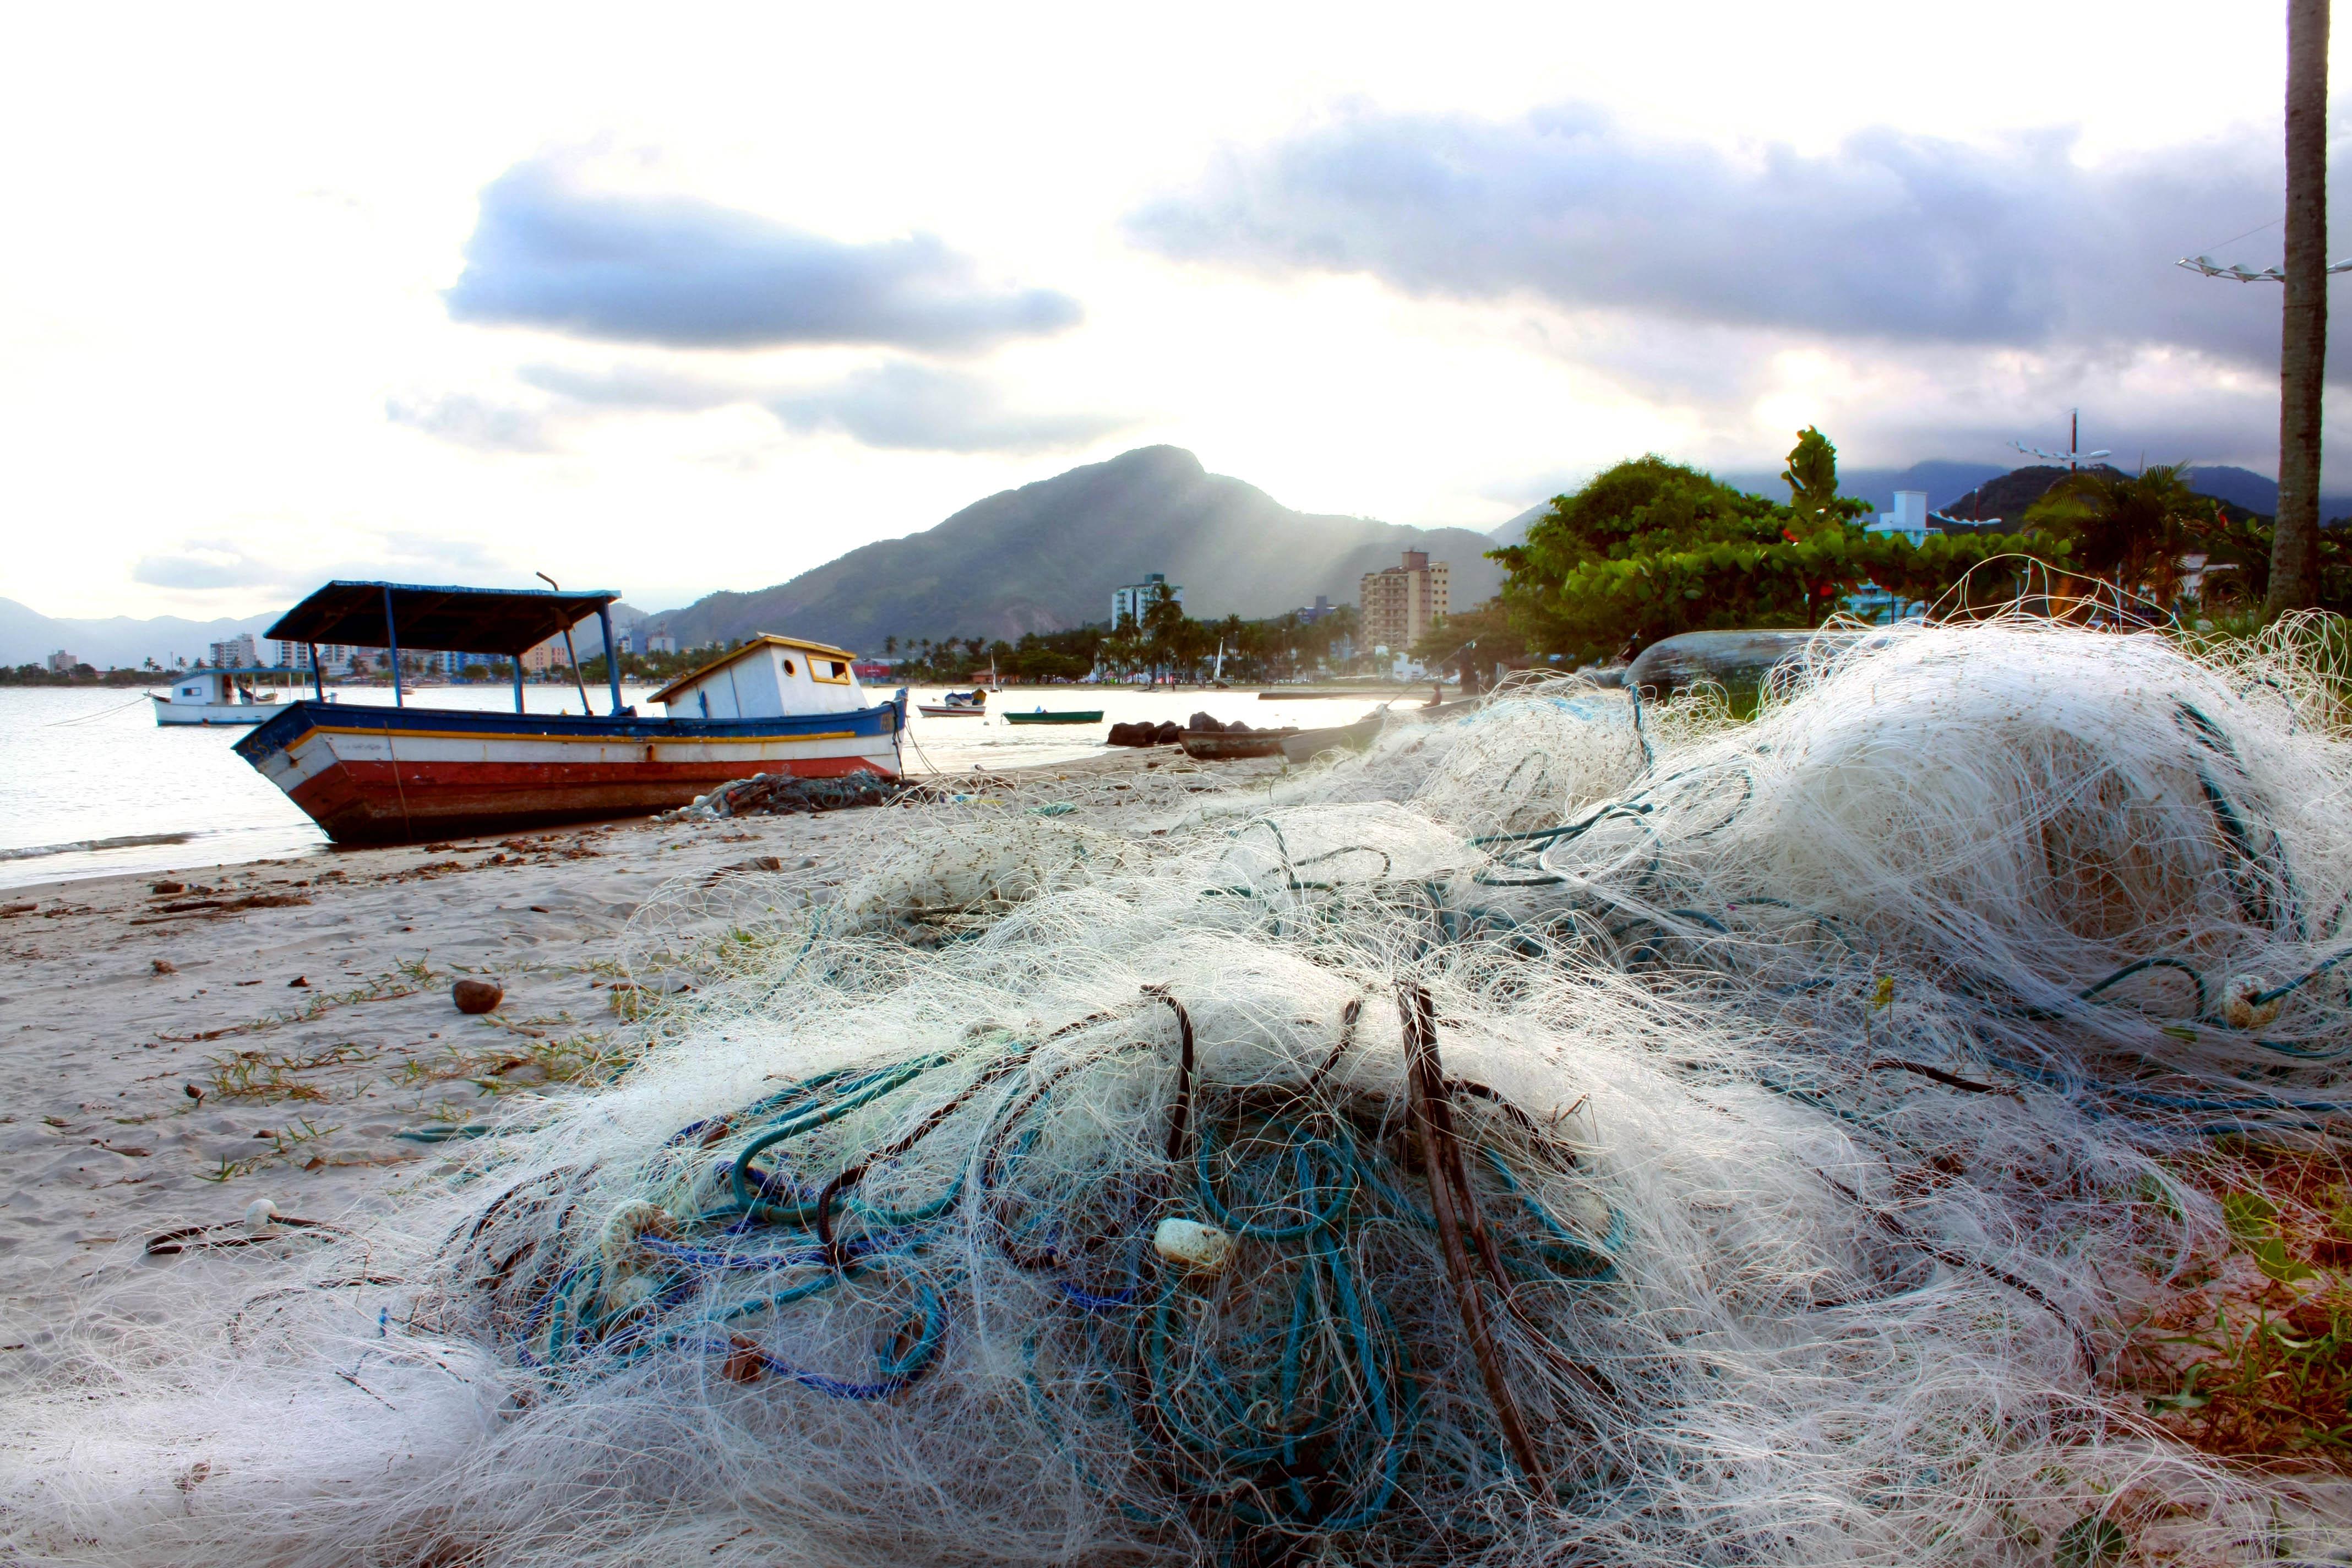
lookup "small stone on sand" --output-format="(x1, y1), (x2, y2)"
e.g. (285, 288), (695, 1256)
(453, 978), (504, 1014)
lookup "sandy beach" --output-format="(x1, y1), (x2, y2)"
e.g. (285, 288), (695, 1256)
(0, 748), (1271, 1365)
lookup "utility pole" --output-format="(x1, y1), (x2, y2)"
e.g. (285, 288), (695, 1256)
(2274, 0), (2329, 612)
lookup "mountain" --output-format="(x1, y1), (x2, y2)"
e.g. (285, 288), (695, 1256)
(1, 596), (654, 668)
(0, 598), (281, 670)
(1488, 503), (1549, 548)
(1718, 460), (2011, 517)
(2162, 463), (2352, 524)
(644, 447), (1509, 649)
(1934, 464), (2352, 529)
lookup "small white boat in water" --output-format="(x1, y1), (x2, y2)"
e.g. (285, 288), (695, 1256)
(916, 689), (989, 718)
(151, 668), (288, 726)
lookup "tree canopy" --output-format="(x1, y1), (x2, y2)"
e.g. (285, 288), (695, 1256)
(1489, 431), (2055, 666)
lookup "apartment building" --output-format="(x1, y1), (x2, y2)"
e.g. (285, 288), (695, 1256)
(1358, 551), (1450, 653)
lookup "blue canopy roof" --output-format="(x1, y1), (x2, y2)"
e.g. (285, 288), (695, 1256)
(263, 581), (620, 657)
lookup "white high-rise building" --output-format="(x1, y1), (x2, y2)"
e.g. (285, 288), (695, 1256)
(1110, 573), (1183, 629)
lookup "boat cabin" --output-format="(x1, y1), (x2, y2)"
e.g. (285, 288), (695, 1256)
(171, 671), (257, 706)
(649, 636), (873, 720)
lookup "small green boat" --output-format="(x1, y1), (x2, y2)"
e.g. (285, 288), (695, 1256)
(1003, 708), (1104, 725)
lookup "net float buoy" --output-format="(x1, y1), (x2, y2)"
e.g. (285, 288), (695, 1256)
(1153, 1217), (1236, 1276)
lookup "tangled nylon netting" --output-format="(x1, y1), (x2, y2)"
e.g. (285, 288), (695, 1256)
(6, 617), (2352, 1567)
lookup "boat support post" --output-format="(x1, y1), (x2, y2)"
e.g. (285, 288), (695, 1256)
(382, 584), (404, 709)
(597, 605), (623, 715)
(307, 644), (323, 701)
(511, 655), (525, 715)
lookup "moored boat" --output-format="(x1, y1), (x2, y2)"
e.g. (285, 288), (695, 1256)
(235, 581), (906, 845)
(917, 689), (988, 718)
(1001, 708), (1103, 725)
(151, 667), (292, 726)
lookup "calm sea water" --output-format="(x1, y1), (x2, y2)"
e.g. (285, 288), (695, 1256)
(0, 682), (1407, 890)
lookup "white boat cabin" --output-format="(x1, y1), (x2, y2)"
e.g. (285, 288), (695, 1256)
(648, 635), (873, 721)
(152, 667), (286, 725)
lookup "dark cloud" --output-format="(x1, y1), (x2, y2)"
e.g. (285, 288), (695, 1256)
(385, 393), (556, 454)
(446, 160), (1083, 352)
(766, 361), (1130, 454)
(1129, 104), (2313, 369)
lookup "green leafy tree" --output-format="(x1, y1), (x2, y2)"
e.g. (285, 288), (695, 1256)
(2182, 507), (2352, 613)
(1492, 433), (2056, 666)
(2024, 464), (2217, 605)
(1782, 425), (1847, 537)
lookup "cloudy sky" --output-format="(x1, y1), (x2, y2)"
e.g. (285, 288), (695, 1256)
(0, 3), (2336, 619)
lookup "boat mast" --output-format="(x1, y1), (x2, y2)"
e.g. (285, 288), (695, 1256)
(383, 584), (405, 709)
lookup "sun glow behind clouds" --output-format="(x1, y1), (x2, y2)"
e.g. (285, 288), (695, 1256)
(0, 1), (2321, 620)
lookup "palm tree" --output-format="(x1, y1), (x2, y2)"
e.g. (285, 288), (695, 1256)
(2274, 0), (2329, 613)
(2025, 465), (2218, 608)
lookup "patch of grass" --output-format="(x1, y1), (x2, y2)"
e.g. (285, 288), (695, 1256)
(204, 1043), (375, 1102)
(198, 1117), (340, 1182)
(158, 962), (445, 1044)
(2120, 1144), (2352, 1458)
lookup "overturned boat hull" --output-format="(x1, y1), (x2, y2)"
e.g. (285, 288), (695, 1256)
(235, 700), (903, 845)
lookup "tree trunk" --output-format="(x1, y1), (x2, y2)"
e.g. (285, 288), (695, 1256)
(2272, 0), (2330, 614)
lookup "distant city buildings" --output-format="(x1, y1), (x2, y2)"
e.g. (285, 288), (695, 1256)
(208, 633), (259, 669)
(1870, 491), (1937, 547)
(1297, 595), (1335, 623)
(1111, 573), (1183, 629)
(1359, 551), (1449, 653)
(1850, 491), (1938, 623)
(46, 649), (79, 673)
(645, 633), (677, 656)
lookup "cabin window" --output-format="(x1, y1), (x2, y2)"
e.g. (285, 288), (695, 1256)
(810, 657), (852, 685)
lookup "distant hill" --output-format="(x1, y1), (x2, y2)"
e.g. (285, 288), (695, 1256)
(1488, 503), (1549, 548)
(644, 447), (1509, 649)
(1719, 460), (2011, 516)
(0, 595), (654, 669)
(1931, 464), (2352, 530)
(0, 598), (280, 670)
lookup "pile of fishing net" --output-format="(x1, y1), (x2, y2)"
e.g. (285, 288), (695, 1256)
(5, 616), (2351, 1567)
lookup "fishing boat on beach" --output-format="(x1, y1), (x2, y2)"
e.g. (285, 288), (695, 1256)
(1001, 707), (1103, 725)
(150, 667), (293, 726)
(235, 581), (906, 845)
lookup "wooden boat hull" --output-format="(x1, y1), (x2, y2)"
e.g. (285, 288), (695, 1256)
(1278, 715), (1385, 763)
(916, 705), (987, 717)
(1178, 728), (1297, 760)
(1002, 711), (1104, 725)
(235, 700), (903, 845)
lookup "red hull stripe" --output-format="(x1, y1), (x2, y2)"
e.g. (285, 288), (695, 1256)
(286, 754), (891, 845)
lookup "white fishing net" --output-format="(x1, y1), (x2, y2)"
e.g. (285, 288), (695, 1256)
(4, 617), (2350, 1566)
